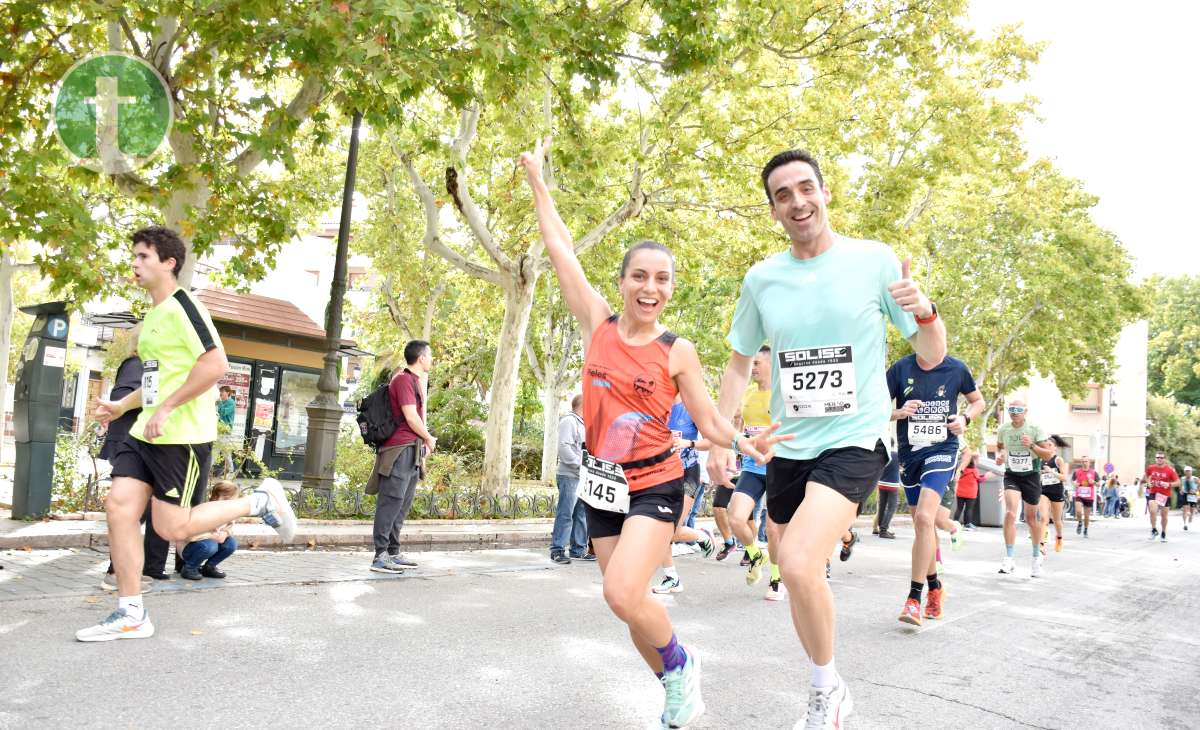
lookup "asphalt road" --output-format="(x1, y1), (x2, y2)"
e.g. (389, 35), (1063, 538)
(2, 513), (1197, 729)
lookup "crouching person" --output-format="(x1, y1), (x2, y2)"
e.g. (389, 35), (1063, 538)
(179, 480), (240, 580)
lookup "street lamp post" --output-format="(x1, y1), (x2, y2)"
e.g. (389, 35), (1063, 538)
(302, 110), (362, 499)
(1106, 385), (1117, 473)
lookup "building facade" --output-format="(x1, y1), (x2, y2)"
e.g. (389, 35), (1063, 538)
(998, 320), (1148, 482)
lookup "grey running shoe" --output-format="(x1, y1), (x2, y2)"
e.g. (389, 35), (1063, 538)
(370, 556), (404, 573)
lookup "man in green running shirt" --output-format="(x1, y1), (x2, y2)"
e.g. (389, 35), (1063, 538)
(994, 398), (1055, 578)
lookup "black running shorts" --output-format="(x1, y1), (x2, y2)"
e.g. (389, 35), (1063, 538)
(1041, 483), (1066, 503)
(585, 478), (684, 539)
(765, 440), (888, 524)
(713, 485), (734, 510)
(1004, 470), (1041, 506)
(110, 437), (212, 507)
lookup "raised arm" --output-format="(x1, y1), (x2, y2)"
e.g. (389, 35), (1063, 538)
(519, 138), (611, 340)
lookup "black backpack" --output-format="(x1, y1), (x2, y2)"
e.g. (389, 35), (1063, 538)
(356, 382), (401, 450)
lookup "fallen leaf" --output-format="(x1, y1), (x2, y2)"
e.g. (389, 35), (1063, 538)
(84, 596), (100, 604)
(190, 629), (203, 636)
(21, 546), (31, 552)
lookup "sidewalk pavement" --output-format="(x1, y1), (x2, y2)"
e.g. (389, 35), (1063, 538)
(0, 507), (914, 553)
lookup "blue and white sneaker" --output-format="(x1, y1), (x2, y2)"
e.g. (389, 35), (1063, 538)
(663, 645), (705, 728)
(652, 574), (682, 594)
(370, 555), (404, 574)
(255, 478), (297, 543)
(75, 608), (155, 642)
(697, 528), (716, 559)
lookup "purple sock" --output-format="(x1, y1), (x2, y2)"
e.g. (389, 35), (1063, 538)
(656, 634), (687, 673)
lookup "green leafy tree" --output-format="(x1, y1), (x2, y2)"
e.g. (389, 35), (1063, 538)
(1146, 275), (1200, 406)
(1146, 395), (1200, 472)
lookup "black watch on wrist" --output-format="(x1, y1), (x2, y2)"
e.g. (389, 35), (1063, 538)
(963, 414), (972, 426)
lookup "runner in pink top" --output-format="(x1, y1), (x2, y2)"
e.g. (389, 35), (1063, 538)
(1071, 460), (1099, 538)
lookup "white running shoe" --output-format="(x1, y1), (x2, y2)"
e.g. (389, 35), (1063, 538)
(652, 574), (683, 594)
(949, 521), (965, 552)
(256, 478), (298, 543)
(794, 676), (853, 729)
(765, 579), (788, 601)
(75, 608), (155, 642)
(998, 557), (1016, 575)
(1031, 555), (1044, 578)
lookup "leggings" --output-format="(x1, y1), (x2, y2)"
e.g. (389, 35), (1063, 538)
(954, 496), (975, 524)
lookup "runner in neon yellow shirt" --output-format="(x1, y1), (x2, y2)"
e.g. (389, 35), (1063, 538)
(77, 226), (297, 643)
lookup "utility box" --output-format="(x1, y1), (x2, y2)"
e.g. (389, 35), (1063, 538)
(12, 302), (70, 518)
(976, 458), (1006, 528)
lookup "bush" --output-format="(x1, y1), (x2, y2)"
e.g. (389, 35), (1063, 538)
(52, 426), (105, 514)
(333, 426), (377, 490)
(510, 436), (543, 480)
(428, 384), (487, 456)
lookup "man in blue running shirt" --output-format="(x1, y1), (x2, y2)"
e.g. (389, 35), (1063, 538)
(887, 353), (984, 626)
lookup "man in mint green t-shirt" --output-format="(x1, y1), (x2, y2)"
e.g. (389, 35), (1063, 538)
(707, 149), (946, 728)
(77, 226), (297, 644)
(994, 398), (1055, 577)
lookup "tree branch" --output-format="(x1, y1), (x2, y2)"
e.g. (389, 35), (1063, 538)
(445, 105), (513, 272)
(523, 339), (544, 384)
(231, 74), (326, 178)
(118, 15), (144, 57)
(421, 280), (447, 341)
(402, 156), (504, 287)
(976, 298), (1044, 386)
(380, 274), (414, 339)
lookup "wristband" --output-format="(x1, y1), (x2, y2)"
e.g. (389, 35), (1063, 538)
(915, 301), (939, 326)
(732, 434), (742, 454)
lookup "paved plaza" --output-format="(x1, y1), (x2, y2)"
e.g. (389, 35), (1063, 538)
(1, 514), (1197, 729)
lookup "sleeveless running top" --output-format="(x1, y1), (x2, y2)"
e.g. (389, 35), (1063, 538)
(1041, 456), (1064, 486)
(582, 315), (684, 492)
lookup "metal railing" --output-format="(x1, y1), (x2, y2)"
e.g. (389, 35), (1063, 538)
(290, 486), (560, 520)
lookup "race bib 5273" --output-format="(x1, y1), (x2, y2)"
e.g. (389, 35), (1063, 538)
(778, 345), (857, 418)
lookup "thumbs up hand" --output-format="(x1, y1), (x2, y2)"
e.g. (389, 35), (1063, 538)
(887, 257), (933, 320)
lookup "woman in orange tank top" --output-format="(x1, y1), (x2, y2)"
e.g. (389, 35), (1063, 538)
(521, 138), (790, 728)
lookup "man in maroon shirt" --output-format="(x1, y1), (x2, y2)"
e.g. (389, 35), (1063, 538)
(369, 340), (436, 572)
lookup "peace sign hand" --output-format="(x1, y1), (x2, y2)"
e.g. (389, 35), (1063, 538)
(740, 422), (794, 466)
(887, 257), (933, 320)
(518, 137), (551, 185)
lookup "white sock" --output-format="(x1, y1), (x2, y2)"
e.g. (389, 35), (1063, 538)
(664, 566), (678, 579)
(248, 490), (271, 516)
(118, 595), (145, 620)
(811, 658), (838, 689)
